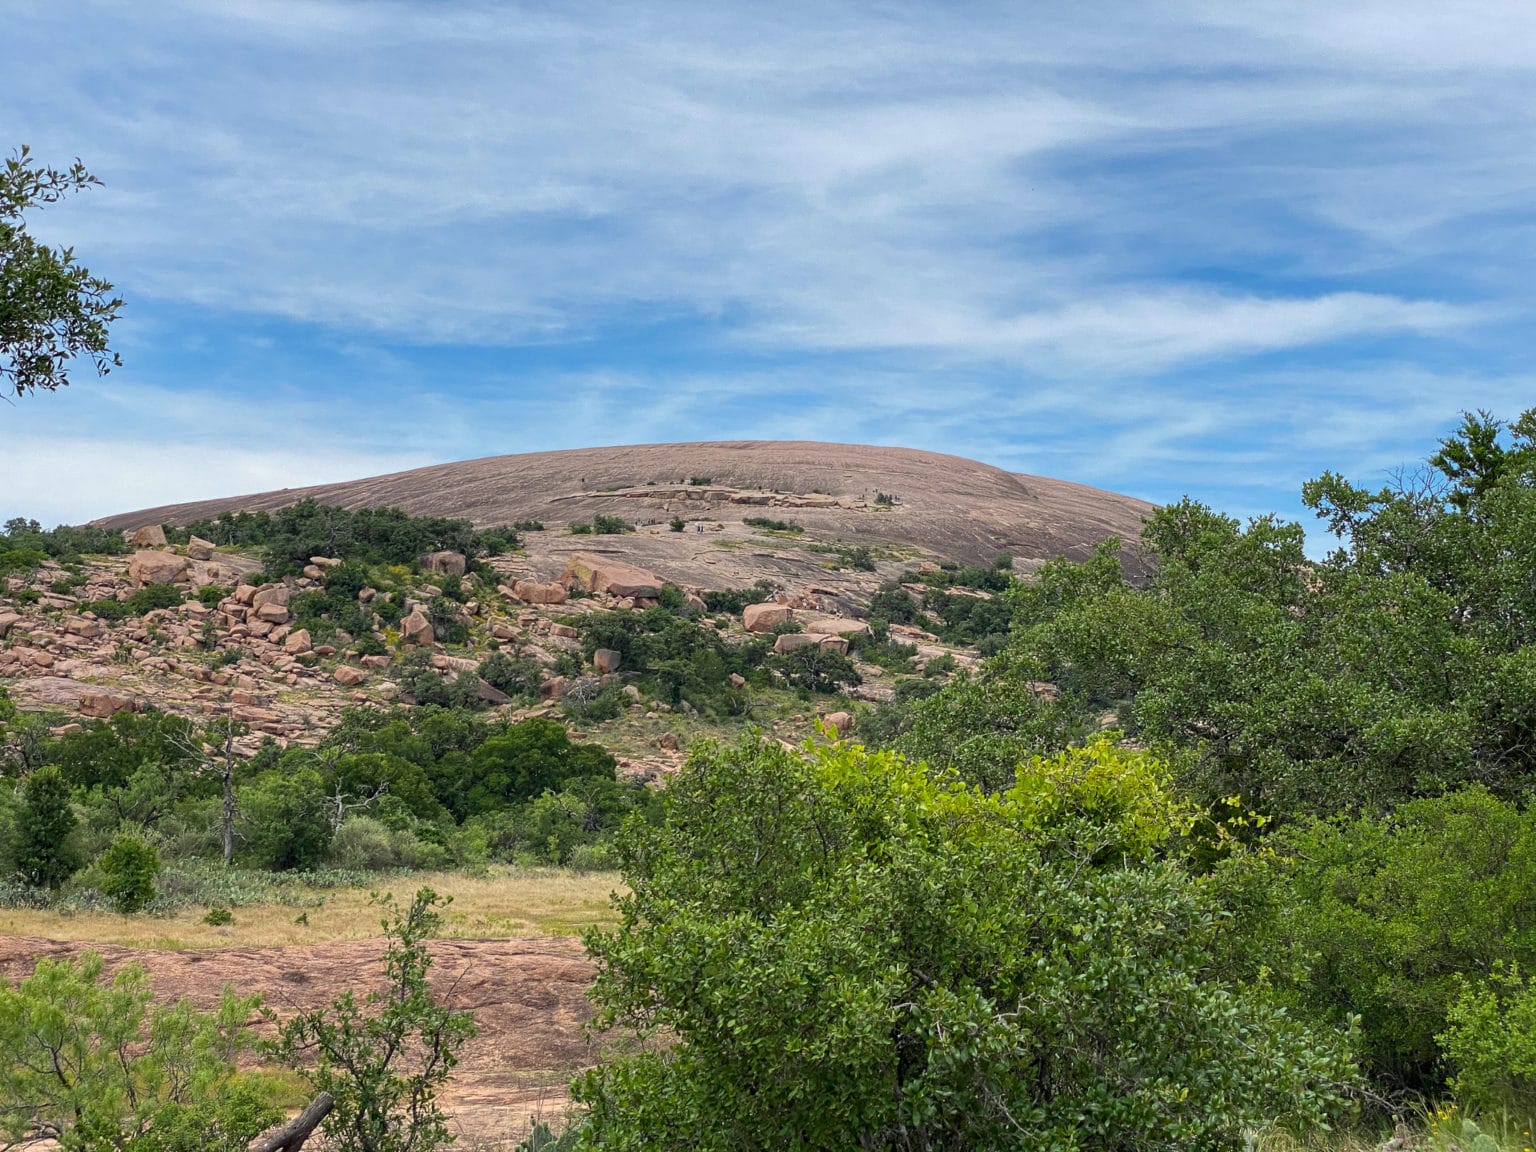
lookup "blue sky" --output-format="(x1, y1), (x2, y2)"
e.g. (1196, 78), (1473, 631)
(4, 1), (1534, 540)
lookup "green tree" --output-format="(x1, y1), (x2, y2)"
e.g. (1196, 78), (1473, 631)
(97, 833), (160, 914)
(12, 765), (81, 888)
(0, 952), (275, 1150)
(1, 146), (122, 399)
(268, 888), (476, 1152)
(574, 736), (1356, 1150)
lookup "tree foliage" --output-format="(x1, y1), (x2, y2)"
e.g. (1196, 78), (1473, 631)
(0, 146), (122, 400)
(575, 736), (1356, 1150)
(0, 953), (274, 1151)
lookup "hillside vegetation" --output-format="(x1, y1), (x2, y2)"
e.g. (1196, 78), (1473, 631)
(2, 415), (1536, 1149)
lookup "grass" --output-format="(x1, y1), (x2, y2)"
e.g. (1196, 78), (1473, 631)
(0, 866), (624, 950)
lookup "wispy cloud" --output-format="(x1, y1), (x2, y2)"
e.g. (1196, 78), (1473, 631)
(2, 0), (1533, 534)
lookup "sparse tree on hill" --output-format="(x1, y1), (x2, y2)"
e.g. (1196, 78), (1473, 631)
(1, 146), (122, 399)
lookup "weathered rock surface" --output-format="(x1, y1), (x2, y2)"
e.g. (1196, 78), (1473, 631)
(400, 608), (435, 645)
(510, 579), (567, 605)
(592, 647), (622, 674)
(130, 524), (167, 547)
(186, 536), (216, 560)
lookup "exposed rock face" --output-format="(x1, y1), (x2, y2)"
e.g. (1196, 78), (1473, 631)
(130, 524), (167, 547)
(186, 536), (216, 561)
(561, 554), (662, 600)
(510, 580), (567, 605)
(592, 648), (622, 674)
(127, 551), (189, 586)
(743, 603), (794, 633)
(420, 551), (467, 577)
(400, 608), (435, 645)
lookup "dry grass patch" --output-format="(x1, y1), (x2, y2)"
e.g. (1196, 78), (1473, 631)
(0, 866), (623, 950)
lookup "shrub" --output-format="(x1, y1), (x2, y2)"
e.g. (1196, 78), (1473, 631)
(742, 516), (802, 533)
(688, 476), (712, 486)
(669, 517), (685, 532)
(478, 650), (543, 699)
(766, 645), (862, 694)
(98, 832), (160, 913)
(1222, 786), (1536, 1092)
(196, 583), (230, 608)
(267, 889), (476, 1152)
(575, 737), (1357, 1149)
(203, 906), (234, 926)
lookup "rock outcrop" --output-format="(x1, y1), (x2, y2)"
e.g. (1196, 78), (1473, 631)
(127, 551), (189, 586)
(560, 554), (662, 600)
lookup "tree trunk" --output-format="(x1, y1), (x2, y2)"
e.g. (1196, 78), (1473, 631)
(252, 1092), (334, 1152)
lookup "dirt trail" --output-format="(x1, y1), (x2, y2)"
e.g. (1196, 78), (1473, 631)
(0, 935), (602, 1144)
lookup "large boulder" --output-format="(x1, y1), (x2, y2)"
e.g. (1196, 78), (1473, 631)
(420, 551), (467, 577)
(743, 603), (794, 633)
(251, 584), (290, 610)
(63, 615), (106, 639)
(334, 665), (367, 686)
(561, 553), (662, 599)
(802, 617), (872, 639)
(511, 579), (567, 605)
(186, 536), (216, 561)
(79, 691), (135, 719)
(0, 612), (20, 639)
(283, 628), (312, 655)
(823, 710), (854, 737)
(593, 647), (623, 674)
(127, 550), (189, 586)
(129, 524), (167, 548)
(400, 607), (435, 646)
(773, 633), (818, 654)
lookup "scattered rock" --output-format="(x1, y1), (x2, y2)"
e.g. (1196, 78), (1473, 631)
(539, 676), (567, 701)
(283, 629), (313, 655)
(333, 665), (367, 687)
(130, 524), (167, 548)
(0, 612), (20, 638)
(729, 672), (746, 688)
(548, 623), (579, 640)
(186, 536), (216, 561)
(1026, 681), (1062, 702)
(254, 603), (291, 624)
(592, 648), (623, 674)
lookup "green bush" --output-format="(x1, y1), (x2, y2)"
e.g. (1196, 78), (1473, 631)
(1441, 965), (1536, 1115)
(742, 516), (802, 533)
(196, 583), (229, 608)
(575, 737), (1357, 1149)
(98, 832), (160, 913)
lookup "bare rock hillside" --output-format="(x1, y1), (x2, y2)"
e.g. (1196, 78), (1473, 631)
(97, 441), (1155, 579)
